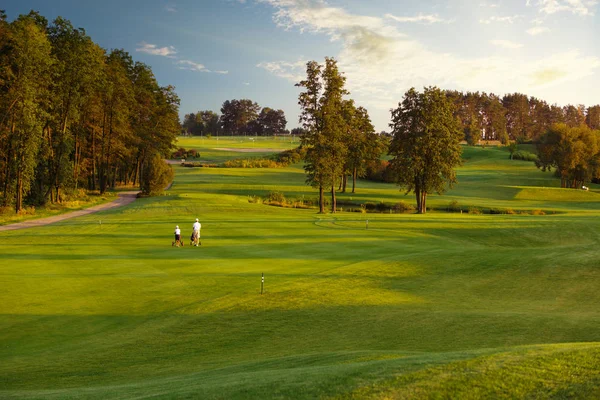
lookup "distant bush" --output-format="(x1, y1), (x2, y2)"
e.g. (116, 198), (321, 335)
(276, 147), (306, 166)
(394, 201), (415, 213)
(171, 147), (200, 159)
(181, 162), (218, 168)
(531, 209), (546, 215)
(266, 191), (286, 204)
(247, 195), (262, 204)
(447, 200), (461, 212)
(468, 206), (482, 214)
(489, 208), (517, 215)
(512, 150), (538, 162)
(223, 158), (281, 168)
(365, 160), (395, 183)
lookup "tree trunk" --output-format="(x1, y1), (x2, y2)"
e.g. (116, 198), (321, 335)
(15, 170), (23, 213)
(421, 192), (427, 214)
(91, 126), (97, 191)
(319, 185), (324, 214)
(352, 168), (357, 193)
(415, 185), (421, 214)
(341, 174), (347, 193)
(331, 180), (336, 213)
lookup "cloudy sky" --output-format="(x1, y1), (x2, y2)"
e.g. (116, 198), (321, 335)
(4, 0), (600, 131)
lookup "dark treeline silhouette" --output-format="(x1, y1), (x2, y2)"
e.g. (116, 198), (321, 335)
(0, 10), (180, 213)
(445, 90), (600, 144)
(182, 99), (288, 137)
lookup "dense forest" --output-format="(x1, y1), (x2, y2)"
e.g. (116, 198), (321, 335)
(0, 10), (180, 213)
(445, 91), (600, 144)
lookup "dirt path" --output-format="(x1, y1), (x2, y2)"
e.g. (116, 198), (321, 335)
(0, 191), (138, 232)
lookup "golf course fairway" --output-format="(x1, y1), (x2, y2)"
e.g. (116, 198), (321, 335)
(1, 140), (600, 399)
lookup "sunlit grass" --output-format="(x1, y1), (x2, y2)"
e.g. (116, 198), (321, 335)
(1, 144), (600, 398)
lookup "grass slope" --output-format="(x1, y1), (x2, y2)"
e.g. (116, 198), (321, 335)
(1, 143), (600, 398)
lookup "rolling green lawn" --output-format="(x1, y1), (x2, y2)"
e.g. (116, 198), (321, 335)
(1, 144), (600, 399)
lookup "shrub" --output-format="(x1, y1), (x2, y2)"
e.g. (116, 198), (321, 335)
(248, 195), (262, 204)
(394, 201), (415, 213)
(468, 206), (482, 214)
(447, 200), (460, 212)
(223, 159), (281, 168)
(17, 206), (36, 216)
(512, 150), (538, 162)
(365, 160), (395, 183)
(266, 191), (286, 204)
(142, 153), (174, 195)
(186, 149), (200, 159)
(531, 209), (545, 215)
(276, 147), (306, 166)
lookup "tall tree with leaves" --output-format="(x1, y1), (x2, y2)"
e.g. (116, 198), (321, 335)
(257, 107), (287, 135)
(220, 99), (260, 136)
(389, 87), (463, 214)
(536, 123), (600, 188)
(0, 14), (52, 211)
(296, 58), (349, 213)
(502, 93), (531, 141)
(343, 101), (384, 193)
(319, 57), (348, 212)
(296, 61), (326, 212)
(587, 105), (600, 130)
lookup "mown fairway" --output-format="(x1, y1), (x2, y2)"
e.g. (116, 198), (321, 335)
(1, 140), (600, 399)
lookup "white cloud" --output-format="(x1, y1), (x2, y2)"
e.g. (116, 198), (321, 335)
(257, 60), (307, 82)
(256, 0), (600, 127)
(136, 42), (177, 57)
(165, 4), (177, 12)
(243, 82), (251, 85)
(177, 60), (211, 72)
(527, 25), (551, 34)
(530, 0), (598, 16)
(491, 39), (524, 49)
(479, 15), (523, 24)
(385, 13), (452, 24)
(176, 60), (229, 74)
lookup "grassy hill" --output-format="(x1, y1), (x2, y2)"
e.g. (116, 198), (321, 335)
(1, 140), (600, 399)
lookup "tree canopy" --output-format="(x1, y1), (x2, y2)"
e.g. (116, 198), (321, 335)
(389, 87), (463, 214)
(536, 123), (600, 188)
(0, 10), (180, 212)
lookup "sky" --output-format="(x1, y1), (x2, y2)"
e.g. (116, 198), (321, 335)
(3, 0), (600, 131)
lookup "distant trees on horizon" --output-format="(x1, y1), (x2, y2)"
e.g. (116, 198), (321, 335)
(445, 90), (600, 144)
(0, 10), (180, 213)
(182, 99), (288, 137)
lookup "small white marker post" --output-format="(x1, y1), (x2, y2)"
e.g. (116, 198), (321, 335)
(261, 273), (264, 295)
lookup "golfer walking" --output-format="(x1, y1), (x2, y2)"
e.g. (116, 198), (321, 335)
(192, 218), (201, 246)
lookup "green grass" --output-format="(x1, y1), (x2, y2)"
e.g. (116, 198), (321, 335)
(1, 144), (600, 398)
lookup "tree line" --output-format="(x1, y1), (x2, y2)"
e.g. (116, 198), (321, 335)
(445, 90), (600, 144)
(0, 10), (180, 213)
(182, 100), (297, 137)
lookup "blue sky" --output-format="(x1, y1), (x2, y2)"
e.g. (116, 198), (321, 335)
(4, 0), (600, 131)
